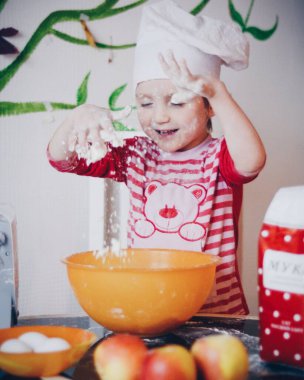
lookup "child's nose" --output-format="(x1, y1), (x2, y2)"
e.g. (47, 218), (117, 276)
(153, 105), (170, 124)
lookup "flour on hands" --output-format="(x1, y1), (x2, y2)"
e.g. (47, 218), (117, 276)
(159, 51), (215, 103)
(68, 104), (132, 165)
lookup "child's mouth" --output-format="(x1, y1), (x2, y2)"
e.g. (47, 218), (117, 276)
(155, 129), (178, 136)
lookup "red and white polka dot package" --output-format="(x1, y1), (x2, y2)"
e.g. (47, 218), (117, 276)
(258, 186), (304, 367)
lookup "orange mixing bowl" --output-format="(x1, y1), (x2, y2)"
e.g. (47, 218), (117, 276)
(63, 249), (219, 336)
(0, 325), (96, 377)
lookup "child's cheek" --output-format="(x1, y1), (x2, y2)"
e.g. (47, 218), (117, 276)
(137, 113), (153, 134)
(175, 103), (196, 123)
(188, 105), (209, 129)
(138, 110), (153, 130)
(136, 110), (145, 127)
(182, 113), (199, 131)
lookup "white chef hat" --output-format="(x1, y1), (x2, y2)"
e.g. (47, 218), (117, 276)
(133, 0), (249, 87)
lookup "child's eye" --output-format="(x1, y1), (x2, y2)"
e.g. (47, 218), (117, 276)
(170, 101), (185, 107)
(140, 103), (153, 108)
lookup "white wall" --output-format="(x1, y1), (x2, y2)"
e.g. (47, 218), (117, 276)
(205, 0), (304, 314)
(0, 0), (303, 317)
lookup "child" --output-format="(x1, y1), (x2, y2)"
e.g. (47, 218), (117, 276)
(48, 0), (266, 315)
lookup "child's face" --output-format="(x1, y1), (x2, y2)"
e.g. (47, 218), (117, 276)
(136, 79), (211, 153)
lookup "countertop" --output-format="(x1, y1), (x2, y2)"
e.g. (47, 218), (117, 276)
(1, 315), (304, 379)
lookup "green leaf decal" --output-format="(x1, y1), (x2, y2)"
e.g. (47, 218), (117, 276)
(228, 0), (245, 29)
(112, 120), (127, 131)
(245, 16), (279, 40)
(190, 0), (210, 15)
(108, 84), (136, 131)
(0, 0), (8, 14)
(113, 121), (136, 132)
(0, 101), (74, 116)
(77, 71), (90, 105)
(108, 83), (127, 111)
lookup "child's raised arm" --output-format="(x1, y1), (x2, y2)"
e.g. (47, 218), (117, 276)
(207, 81), (266, 176)
(159, 51), (266, 176)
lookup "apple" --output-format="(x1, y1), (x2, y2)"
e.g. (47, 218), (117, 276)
(140, 344), (196, 380)
(94, 333), (147, 380)
(191, 334), (249, 380)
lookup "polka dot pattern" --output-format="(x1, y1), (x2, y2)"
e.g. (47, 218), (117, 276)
(283, 293), (291, 301)
(283, 332), (290, 340)
(259, 222), (304, 367)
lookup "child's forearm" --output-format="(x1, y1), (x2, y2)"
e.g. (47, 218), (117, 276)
(209, 81), (266, 175)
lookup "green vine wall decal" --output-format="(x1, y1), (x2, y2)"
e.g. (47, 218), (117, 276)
(190, 0), (210, 15)
(229, 0), (278, 40)
(0, 0), (8, 13)
(0, 72), (89, 116)
(0, 0), (146, 92)
(0, 0), (278, 131)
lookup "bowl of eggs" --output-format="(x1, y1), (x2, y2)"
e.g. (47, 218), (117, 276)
(63, 248), (219, 336)
(0, 325), (97, 377)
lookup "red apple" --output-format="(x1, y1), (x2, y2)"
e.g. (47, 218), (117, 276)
(191, 334), (249, 380)
(140, 344), (196, 380)
(94, 334), (147, 380)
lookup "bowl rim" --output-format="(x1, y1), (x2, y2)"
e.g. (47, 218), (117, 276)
(61, 249), (221, 272)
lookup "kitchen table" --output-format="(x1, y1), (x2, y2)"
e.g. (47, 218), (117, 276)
(1, 314), (304, 379)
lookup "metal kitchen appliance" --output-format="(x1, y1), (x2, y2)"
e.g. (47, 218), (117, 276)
(0, 203), (18, 328)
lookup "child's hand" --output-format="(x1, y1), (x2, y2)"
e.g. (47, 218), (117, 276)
(66, 104), (131, 164)
(159, 51), (216, 103)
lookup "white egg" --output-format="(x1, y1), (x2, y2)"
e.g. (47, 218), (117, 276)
(19, 331), (48, 351)
(0, 338), (32, 353)
(34, 337), (71, 353)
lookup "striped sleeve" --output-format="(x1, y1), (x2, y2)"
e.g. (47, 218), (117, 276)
(47, 138), (139, 183)
(219, 139), (258, 186)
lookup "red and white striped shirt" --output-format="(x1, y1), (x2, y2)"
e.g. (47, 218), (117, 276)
(49, 135), (257, 315)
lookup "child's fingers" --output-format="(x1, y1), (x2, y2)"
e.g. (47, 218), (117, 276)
(77, 130), (89, 153)
(159, 53), (170, 74)
(86, 140), (108, 165)
(179, 58), (192, 78)
(159, 51), (180, 78)
(88, 127), (103, 146)
(111, 105), (132, 121)
(99, 113), (116, 133)
(171, 90), (196, 104)
(165, 50), (181, 76)
(68, 133), (78, 152)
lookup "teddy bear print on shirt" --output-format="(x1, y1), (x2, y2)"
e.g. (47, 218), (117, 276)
(134, 181), (206, 241)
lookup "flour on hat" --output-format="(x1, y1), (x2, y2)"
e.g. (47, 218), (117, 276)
(133, 0), (249, 87)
